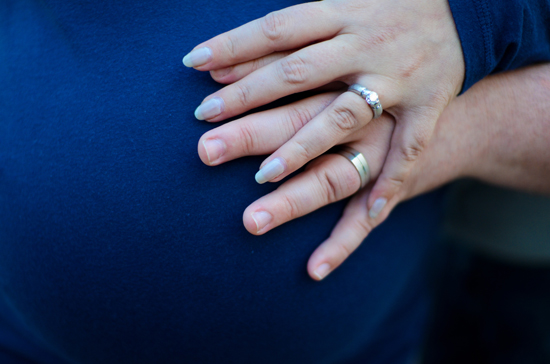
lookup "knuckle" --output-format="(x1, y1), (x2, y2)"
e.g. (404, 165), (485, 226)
(286, 106), (314, 133)
(292, 139), (313, 163)
(399, 136), (427, 163)
(351, 218), (372, 237)
(238, 124), (258, 154)
(224, 34), (238, 60)
(261, 11), (286, 44)
(280, 193), (300, 220)
(250, 57), (263, 73)
(234, 83), (252, 108)
(328, 105), (359, 133)
(278, 55), (309, 85)
(387, 175), (405, 189)
(312, 163), (358, 204)
(314, 169), (340, 204)
(354, 28), (398, 52)
(370, 28), (398, 47)
(335, 240), (353, 261)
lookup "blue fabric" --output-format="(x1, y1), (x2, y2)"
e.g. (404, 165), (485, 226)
(5, 0), (547, 362)
(423, 242), (550, 364)
(448, 0), (550, 93)
(0, 1), (442, 362)
(0, 295), (67, 364)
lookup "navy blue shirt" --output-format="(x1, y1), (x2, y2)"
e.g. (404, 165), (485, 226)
(449, 0), (550, 92)
(0, 0), (548, 363)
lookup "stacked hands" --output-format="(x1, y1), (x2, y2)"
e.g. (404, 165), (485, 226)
(183, 0), (465, 280)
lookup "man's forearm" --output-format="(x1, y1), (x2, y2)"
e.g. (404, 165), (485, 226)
(404, 63), (550, 199)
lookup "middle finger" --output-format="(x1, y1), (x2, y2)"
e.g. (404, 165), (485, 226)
(194, 38), (357, 122)
(254, 90), (374, 184)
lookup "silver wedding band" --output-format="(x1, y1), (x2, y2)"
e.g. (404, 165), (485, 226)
(348, 84), (383, 119)
(336, 146), (370, 191)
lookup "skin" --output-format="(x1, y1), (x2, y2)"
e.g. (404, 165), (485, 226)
(183, 0), (465, 222)
(196, 63), (550, 280)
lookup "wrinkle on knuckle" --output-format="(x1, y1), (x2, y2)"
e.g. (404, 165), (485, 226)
(234, 83), (252, 108)
(261, 11), (286, 45)
(250, 57), (263, 73)
(329, 105), (358, 133)
(356, 27), (398, 51)
(387, 175), (405, 189)
(351, 218), (372, 237)
(287, 106), (314, 133)
(399, 55), (424, 79)
(335, 240), (353, 261)
(371, 29), (397, 46)
(280, 193), (300, 220)
(224, 34), (238, 60)
(293, 138), (312, 162)
(314, 169), (340, 204)
(279, 55), (309, 85)
(317, 163), (360, 200)
(238, 124), (258, 154)
(399, 135), (427, 163)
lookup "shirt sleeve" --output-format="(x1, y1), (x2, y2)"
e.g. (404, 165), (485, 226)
(448, 0), (550, 93)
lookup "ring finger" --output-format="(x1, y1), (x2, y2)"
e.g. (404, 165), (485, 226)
(254, 86), (386, 184)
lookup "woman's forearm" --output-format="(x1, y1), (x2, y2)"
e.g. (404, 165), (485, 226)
(405, 63), (550, 199)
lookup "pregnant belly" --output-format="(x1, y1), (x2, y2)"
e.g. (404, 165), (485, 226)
(0, 0), (443, 362)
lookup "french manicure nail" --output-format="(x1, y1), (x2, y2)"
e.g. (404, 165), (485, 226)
(255, 158), (285, 184)
(194, 97), (224, 120)
(202, 139), (226, 164)
(369, 198), (387, 219)
(182, 47), (212, 68)
(314, 263), (331, 280)
(251, 211), (273, 233)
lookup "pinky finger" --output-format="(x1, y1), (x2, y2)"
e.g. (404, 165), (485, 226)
(307, 188), (399, 281)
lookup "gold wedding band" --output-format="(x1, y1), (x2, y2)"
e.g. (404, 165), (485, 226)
(335, 146), (370, 191)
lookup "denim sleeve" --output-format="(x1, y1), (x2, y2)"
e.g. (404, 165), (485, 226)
(448, 0), (550, 92)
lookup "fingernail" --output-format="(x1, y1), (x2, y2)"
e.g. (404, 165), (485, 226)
(202, 139), (226, 164)
(182, 47), (212, 68)
(314, 263), (331, 280)
(369, 198), (387, 219)
(255, 158), (285, 184)
(251, 211), (273, 233)
(194, 97), (224, 120)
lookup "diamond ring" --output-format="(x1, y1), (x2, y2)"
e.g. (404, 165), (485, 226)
(347, 84), (383, 119)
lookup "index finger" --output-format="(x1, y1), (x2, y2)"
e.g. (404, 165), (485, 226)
(182, 2), (341, 70)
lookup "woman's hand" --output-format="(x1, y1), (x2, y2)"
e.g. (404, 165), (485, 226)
(184, 0), (465, 220)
